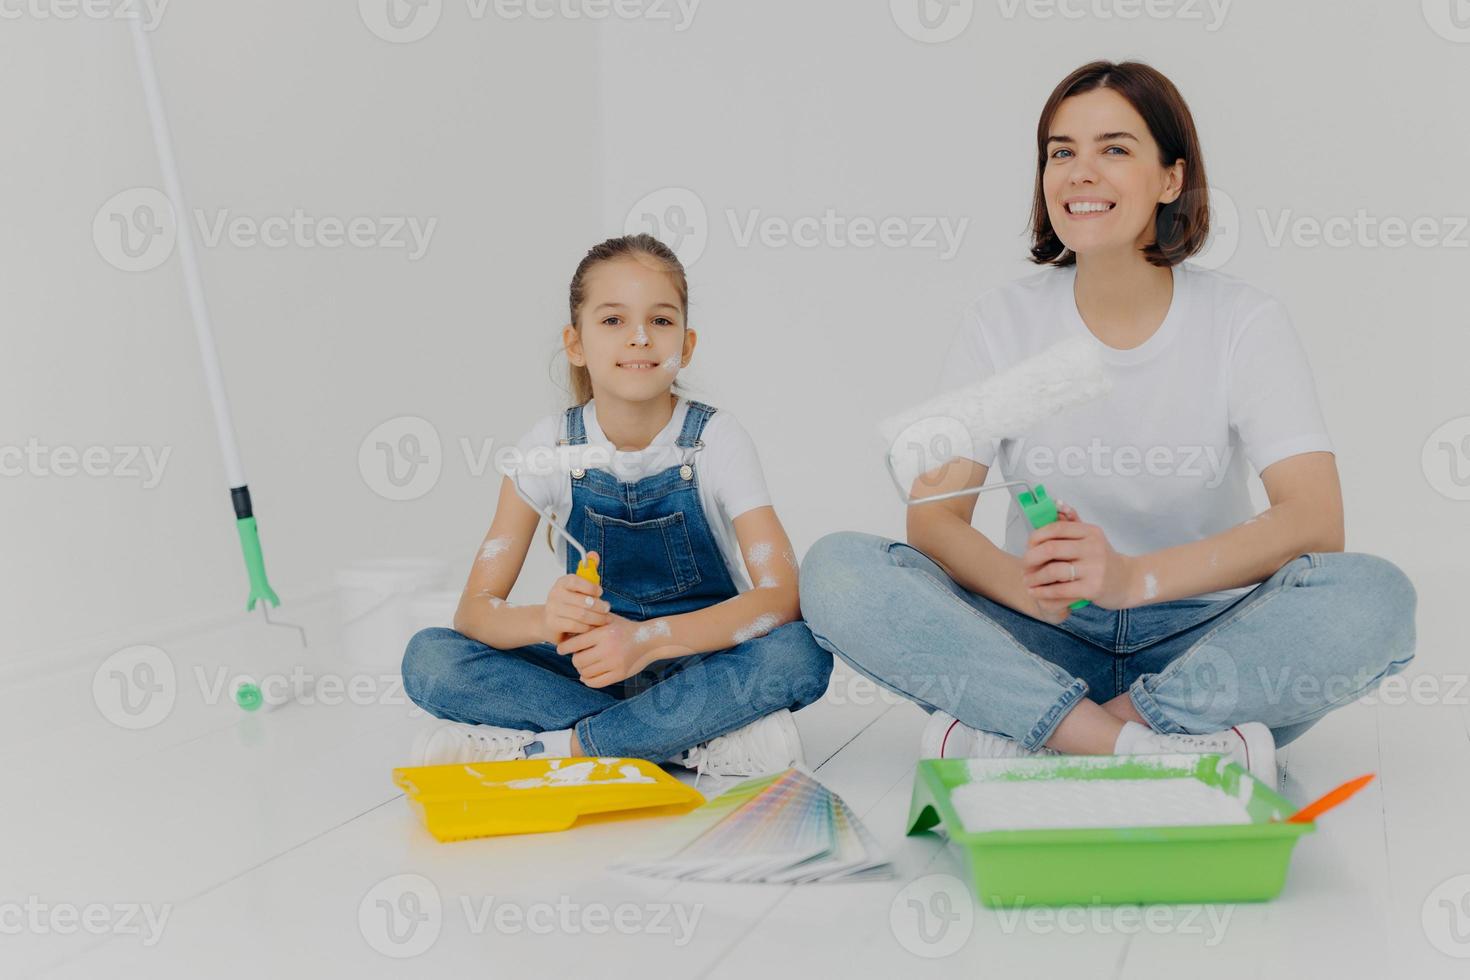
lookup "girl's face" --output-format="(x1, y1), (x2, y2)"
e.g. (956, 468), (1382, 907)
(564, 254), (695, 403)
(1042, 88), (1185, 260)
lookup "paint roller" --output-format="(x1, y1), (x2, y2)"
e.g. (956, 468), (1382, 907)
(497, 444), (612, 587)
(878, 337), (1112, 610)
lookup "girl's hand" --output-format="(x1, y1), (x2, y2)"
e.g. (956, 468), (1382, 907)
(1021, 509), (1138, 611)
(540, 553), (611, 643)
(555, 614), (652, 688)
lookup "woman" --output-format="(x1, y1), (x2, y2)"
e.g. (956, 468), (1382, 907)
(798, 61), (1416, 785)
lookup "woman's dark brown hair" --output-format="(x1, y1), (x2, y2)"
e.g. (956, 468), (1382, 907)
(563, 234), (689, 406)
(1029, 60), (1209, 268)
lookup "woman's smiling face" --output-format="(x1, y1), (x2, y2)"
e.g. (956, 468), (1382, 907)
(1043, 87), (1185, 259)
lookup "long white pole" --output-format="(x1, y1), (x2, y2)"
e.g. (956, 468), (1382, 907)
(128, 17), (245, 488)
(128, 19), (285, 616)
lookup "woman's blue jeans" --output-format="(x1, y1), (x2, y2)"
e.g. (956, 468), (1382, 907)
(798, 532), (1417, 751)
(401, 622), (833, 761)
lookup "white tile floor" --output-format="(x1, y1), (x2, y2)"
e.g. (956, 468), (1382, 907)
(5, 569), (1468, 979)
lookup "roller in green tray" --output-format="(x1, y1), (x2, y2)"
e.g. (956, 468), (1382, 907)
(906, 754), (1314, 907)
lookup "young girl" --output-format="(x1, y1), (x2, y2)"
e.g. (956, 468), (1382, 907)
(800, 61), (1417, 786)
(402, 234), (832, 777)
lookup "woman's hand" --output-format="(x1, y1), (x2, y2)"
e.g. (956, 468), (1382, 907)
(1021, 504), (1138, 613)
(555, 614), (653, 688)
(540, 552), (611, 643)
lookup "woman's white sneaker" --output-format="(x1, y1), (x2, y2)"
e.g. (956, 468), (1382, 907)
(413, 721), (541, 765)
(919, 711), (1057, 760)
(1113, 720), (1278, 787)
(679, 709), (805, 778)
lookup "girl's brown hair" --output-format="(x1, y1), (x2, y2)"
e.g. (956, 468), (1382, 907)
(564, 234), (689, 406)
(1029, 60), (1209, 268)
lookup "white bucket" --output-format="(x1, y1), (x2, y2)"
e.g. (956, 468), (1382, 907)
(336, 558), (449, 666)
(405, 590), (463, 635)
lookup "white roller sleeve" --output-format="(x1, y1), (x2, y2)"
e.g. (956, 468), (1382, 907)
(129, 19), (246, 489)
(878, 337), (1112, 490)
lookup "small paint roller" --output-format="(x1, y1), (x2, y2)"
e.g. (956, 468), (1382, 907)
(878, 337), (1112, 610)
(497, 445), (610, 586)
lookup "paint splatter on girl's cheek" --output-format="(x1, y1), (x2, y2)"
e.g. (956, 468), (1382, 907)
(633, 619), (672, 644)
(733, 612), (780, 644)
(1141, 572), (1159, 601)
(479, 536), (511, 562)
(659, 354), (680, 373)
(747, 542), (774, 567)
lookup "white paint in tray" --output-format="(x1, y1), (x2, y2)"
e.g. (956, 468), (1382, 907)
(951, 776), (1251, 832)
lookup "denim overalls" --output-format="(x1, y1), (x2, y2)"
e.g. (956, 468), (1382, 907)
(559, 400), (739, 620)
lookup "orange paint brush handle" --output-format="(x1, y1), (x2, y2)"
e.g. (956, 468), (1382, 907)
(1285, 773), (1376, 824)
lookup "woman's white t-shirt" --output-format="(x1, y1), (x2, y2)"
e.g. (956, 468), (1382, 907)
(937, 261), (1334, 601)
(512, 397), (773, 592)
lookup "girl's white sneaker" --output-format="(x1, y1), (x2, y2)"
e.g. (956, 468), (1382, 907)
(678, 710), (805, 778)
(413, 721), (540, 765)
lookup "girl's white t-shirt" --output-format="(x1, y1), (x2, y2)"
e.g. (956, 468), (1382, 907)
(512, 397), (773, 591)
(937, 261), (1334, 602)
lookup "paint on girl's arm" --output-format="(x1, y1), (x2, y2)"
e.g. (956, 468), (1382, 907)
(634, 619), (672, 644)
(1208, 551), (1219, 568)
(782, 548), (798, 570)
(1141, 572), (1159, 601)
(470, 589), (508, 608)
(746, 542), (774, 567)
(757, 574), (779, 589)
(478, 536), (511, 563)
(733, 612), (780, 644)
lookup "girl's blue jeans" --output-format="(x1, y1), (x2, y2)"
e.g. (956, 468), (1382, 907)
(401, 622), (833, 761)
(798, 532), (1417, 751)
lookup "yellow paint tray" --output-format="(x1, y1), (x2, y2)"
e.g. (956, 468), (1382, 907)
(392, 756), (705, 841)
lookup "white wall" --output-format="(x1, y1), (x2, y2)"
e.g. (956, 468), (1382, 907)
(2, 2), (602, 662)
(6, 1), (1467, 665)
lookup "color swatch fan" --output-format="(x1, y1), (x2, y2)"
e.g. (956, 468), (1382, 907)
(612, 769), (892, 883)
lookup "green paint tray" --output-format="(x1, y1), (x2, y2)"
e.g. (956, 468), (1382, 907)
(906, 754), (1314, 907)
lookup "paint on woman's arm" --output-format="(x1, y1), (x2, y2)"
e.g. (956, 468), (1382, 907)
(746, 542), (773, 567)
(1141, 572), (1159, 601)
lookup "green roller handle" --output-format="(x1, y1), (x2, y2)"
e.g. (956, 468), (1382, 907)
(1017, 484), (1089, 610)
(236, 516), (280, 611)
